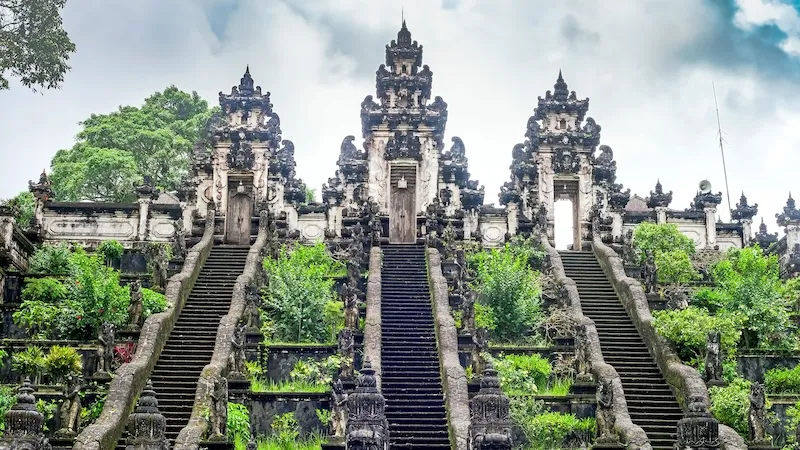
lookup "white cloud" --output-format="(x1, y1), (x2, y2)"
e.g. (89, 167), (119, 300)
(0, 0), (797, 234)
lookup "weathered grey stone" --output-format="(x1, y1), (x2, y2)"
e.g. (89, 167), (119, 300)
(592, 236), (747, 450)
(73, 207), (218, 450)
(173, 212), (270, 450)
(540, 235), (651, 449)
(363, 247), (383, 390)
(428, 248), (470, 450)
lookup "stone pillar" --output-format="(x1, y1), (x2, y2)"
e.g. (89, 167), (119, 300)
(742, 219), (753, 247)
(704, 207), (717, 247)
(506, 202), (518, 237)
(469, 362), (512, 450)
(787, 225), (800, 253)
(346, 359), (388, 450)
(137, 198), (150, 241)
(675, 396), (719, 450)
(126, 380), (169, 450)
(655, 207), (667, 225)
(0, 378), (49, 450)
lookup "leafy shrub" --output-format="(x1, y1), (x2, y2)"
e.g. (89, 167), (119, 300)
(489, 353), (551, 395)
(12, 346), (45, 383)
(289, 355), (346, 388)
(632, 222), (696, 263)
(469, 245), (542, 343)
(80, 390), (106, 427)
(765, 364), (800, 394)
(709, 378), (752, 436)
(227, 402), (250, 442)
(506, 235), (548, 271)
(655, 249), (700, 284)
(140, 287), (167, 318)
(322, 300), (344, 343)
(786, 402), (800, 446)
(0, 191), (35, 228)
(43, 345), (82, 384)
(694, 246), (790, 348)
(0, 386), (16, 431)
(261, 244), (340, 343)
(652, 306), (743, 362)
(29, 243), (73, 275)
(97, 240), (124, 262)
(515, 410), (595, 450)
(271, 412), (300, 447)
(14, 278), (65, 339)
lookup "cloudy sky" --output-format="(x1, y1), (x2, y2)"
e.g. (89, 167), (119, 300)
(1, 0), (798, 234)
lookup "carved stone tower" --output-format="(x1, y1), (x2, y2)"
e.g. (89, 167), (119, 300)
(359, 20), (448, 243)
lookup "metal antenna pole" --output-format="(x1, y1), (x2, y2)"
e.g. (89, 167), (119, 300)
(713, 81), (733, 219)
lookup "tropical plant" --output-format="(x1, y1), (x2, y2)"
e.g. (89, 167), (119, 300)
(97, 240), (124, 263)
(271, 412), (300, 447)
(140, 288), (168, 318)
(43, 345), (82, 384)
(28, 243), (73, 275)
(764, 364), (800, 394)
(652, 306), (743, 362)
(227, 402), (251, 442)
(11, 346), (45, 384)
(709, 378), (753, 437)
(631, 222), (696, 263)
(488, 353), (552, 395)
(0, 386), (15, 431)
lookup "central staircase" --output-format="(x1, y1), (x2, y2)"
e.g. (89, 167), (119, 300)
(380, 245), (450, 450)
(559, 251), (683, 450)
(146, 245), (250, 443)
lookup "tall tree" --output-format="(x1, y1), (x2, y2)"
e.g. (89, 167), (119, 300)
(0, 0), (76, 91)
(0, 191), (35, 226)
(50, 86), (215, 203)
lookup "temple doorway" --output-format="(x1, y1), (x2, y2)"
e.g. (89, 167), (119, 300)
(226, 180), (253, 245)
(552, 179), (581, 250)
(389, 163), (416, 244)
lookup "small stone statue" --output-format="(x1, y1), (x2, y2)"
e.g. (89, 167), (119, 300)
(574, 324), (593, 382)
(472, 328), (489, 377)
(228, 323), (247, 380)
(331, 378), (348, 437)
(173, 219), (187, 260)
(705, 331), (724, 386)
(595, 379), (618, 444)
(641, 250), (657, 294)
(343, 285), (359, 330)
(663, 285), (690, 310)
(95, 322), (116, 379)
(338, 327), (355, 379)
(748, 382), (770, 446)
(243, 285), (261, 332)
(461, 291), (476, 334)
(127, 280), (144, 330)
(208, 376), (228, 441)
(55, 374), (82, 439)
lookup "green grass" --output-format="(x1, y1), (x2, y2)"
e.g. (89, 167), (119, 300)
(538, 378), (572, 397)
(250, 378), (330, 394)
(234, 434), (326, 450)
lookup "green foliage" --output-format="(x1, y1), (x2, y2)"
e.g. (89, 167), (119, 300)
(0, 191), (35, 227)
(694, 246), (791, 348)
(28, 243), (73, 274)
(43, 345), (82, 384)
(12, 345), (45, 382)
(36, 399), (58, 431)
(304, 187), (317, 204)
(506, 235), (548, 271)
(516, 411), (595, 450)
(321, 300), (344, 344)
(227, 402), (251, 442)
(15, 278), (66, 338)
(468, 243), (543, 343)
(97, 240), (124, 262)
(0, 386), (15, 431)
(473, 303), (496, 332)
(488, 353), (552, 395)
(234, 434), (326, 450)
(80, 390), (106, 427)
(271, 412), (300, 447)
(0, 0), (76, 92)
(50, 87), (214, 202)
(632, 222), (696, 263)
(652, 306), (743, 361)
(655, 250), (700, 284)
(140, 288), (167, 318)
(315, 408), (331, 426)
(786, 402), (800, 446)
(709, 378), (753, 436)
(765, 364), (800, 394)
(289, 355), (345, 388)
(261, 244), (342, 343)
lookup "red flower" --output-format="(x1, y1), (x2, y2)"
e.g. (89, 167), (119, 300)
(76, 314), (83, 320)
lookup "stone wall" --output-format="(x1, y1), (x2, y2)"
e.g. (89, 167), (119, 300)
(173, 212), (270, 449)
(72, 207), (217, 450)
(427, 248), (469, 450)
(540, 235), (651, 448)
(592, 235), (747, 450)
(363, 247), (383, 389)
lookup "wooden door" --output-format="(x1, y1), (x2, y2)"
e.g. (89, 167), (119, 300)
(226, 193), (252, 245)
(389, 165), (416, 244)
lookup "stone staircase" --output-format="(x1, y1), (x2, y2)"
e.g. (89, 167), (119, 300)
(380, 245), (451, 450)
(144, 245), (250, 443)
(559, 251), (682, 450)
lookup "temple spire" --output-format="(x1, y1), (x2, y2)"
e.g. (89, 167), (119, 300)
(398, 17), (412, 47)
(553, 69), (569, 102)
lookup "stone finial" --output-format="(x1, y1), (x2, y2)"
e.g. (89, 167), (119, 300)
(135, 176), (159, 200)
(646, 180), (673, 209)
(676, 395), (720, 449)
(553, 70), (569, 102)
(731, 192), (758, 222)
(0, 378), (48, 450)
(28, 169), (54, 202)
(777, 193), (800, 227)
(126, 380), (169, 450)
(346, 359), (389, 450)
(755, 218), (778, 250)
(691, 190), (723, 211)
(469, 362), (512, 450)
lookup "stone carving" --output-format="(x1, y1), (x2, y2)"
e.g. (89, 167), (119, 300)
(608, 183), (631, 211)
(384, 131), (422, 161)
(135, 176), (159, 200)
(125, 380), (169, 450)
(244, 284), (261, 332)
(646, 180), (673, 209)
(691, 190), (723, 211)
(461, 180), (485, 212)
(127, 280), (144, 331)
(640, 251), (657, 294)
(755, 219), (778, 251)
(731, 193), (758, 222)
(574, 323), (593, 382)
(338, 327), (355, 380)
(95, 322), (116, 379)
(29, 170), (55, 202)
(471, 328), (489, 377)
(675, 395), (720, 450)
(461, 290), (476, 335)
(748, 382), (770, 446)
(551, 148), (581, 174)
(789, 244), (800, 278)
(145, 243), (170, 293)
(0, 378), (49, 450)
(228, 322), (247, 380)
(592, 145), (616, 186)
(174, 219), (187, 260)
(777, 194), (800, 226)
(663, 285), (690, 310)
(469, 362), (512, 450)
(55, 374), (82, 439)
(346, 359), (389, 450)
(331, 378), (348, 438)
(595, 379), (619, 444)
(343, 284), (359, 330)
(705, 331), (723, 386)
(208, 376), (228, 441)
